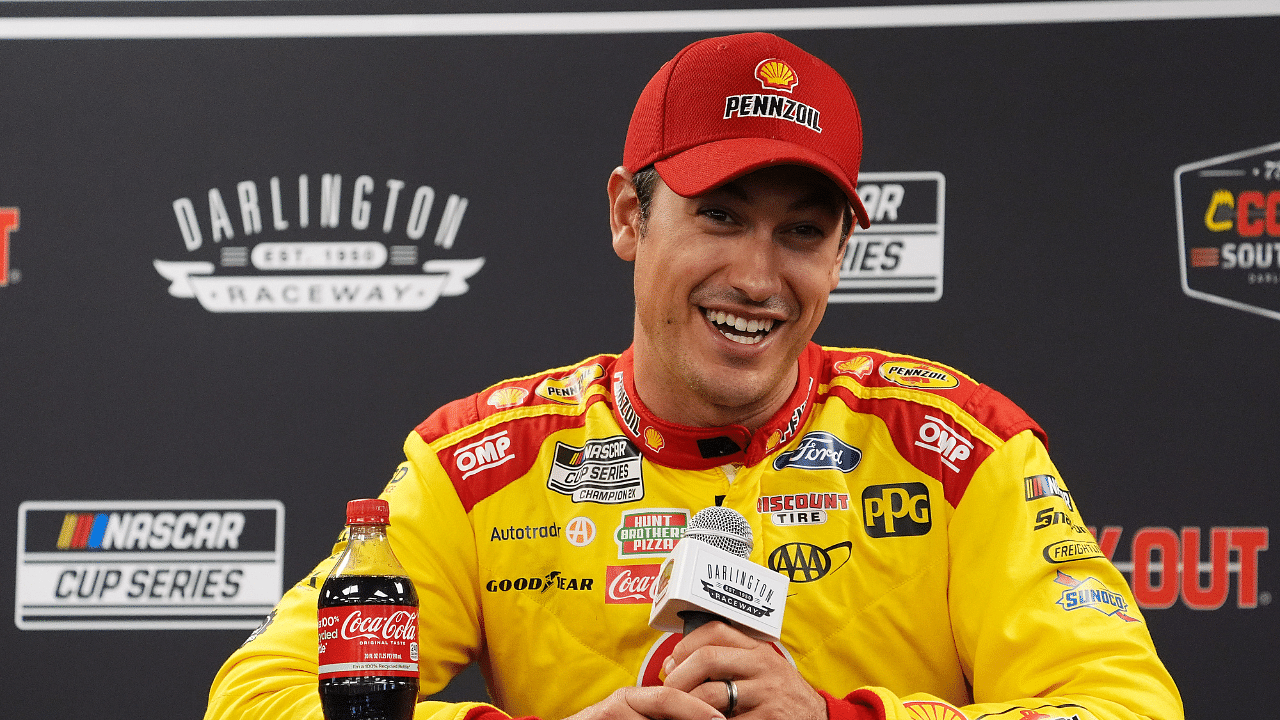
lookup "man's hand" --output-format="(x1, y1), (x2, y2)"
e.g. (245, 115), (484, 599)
(561, 685), (726, 720)
(661, 622), (828, 720)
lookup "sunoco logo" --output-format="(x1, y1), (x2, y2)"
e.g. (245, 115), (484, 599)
(15, 500), (284, 630)
(832, 173), (945, 303)
(546, 436), (644, 504)
(1053, 571), (1139, 622)
(1176, 141), (1280, 321)
(153, 172), (483, 312)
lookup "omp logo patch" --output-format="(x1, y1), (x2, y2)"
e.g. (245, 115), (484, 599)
(914, 415), (973, 472)
(862, 483), (931, 538)
(453, 431), (514, 480)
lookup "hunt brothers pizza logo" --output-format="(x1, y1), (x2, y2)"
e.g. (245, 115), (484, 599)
(1176, 141), (1280, 321)
(153, 172), (483, 312)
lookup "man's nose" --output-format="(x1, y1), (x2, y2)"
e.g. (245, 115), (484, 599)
(724, 233), (782, 302)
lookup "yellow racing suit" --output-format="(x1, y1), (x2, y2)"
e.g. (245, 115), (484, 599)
(205, 344), (1182, 720)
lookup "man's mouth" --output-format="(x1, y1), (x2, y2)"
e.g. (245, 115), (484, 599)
(703, 308), (777, 346)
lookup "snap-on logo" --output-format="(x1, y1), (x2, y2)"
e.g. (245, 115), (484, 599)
(914, 415), (972, 473)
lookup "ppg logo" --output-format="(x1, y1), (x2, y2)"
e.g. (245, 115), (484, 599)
(862, 483), (931, 538)
(914, 415), (972, 473)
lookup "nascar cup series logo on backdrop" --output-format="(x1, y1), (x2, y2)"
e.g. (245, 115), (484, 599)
(834, 173), (946, 303)
(1176, 141), (1280, 321)
(154, 173), (483, 312)
(14, 500), (284, 630)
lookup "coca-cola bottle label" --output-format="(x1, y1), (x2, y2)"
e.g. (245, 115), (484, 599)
(318, 605), (420, 679)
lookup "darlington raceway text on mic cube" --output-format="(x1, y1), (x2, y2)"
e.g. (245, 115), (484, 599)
(649, 538), (789, 642)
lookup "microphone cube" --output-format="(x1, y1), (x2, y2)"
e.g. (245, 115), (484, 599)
(648, 537), (788, 642)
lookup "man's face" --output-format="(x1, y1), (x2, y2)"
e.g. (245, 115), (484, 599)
(610, 164), (848, 429)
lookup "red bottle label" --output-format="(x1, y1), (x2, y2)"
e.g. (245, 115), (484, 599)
(318, 605), (419, 679)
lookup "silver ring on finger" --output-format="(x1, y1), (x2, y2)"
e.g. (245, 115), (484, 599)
(723, 678), (738, 717)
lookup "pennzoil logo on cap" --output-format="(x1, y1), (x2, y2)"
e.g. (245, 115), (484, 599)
(755, 59), (798, 92)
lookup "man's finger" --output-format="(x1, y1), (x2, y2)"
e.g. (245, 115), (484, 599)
(621, 685), (727, 720)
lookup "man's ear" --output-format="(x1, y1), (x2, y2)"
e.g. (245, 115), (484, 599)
(608, 166), (640, 262)
(829, 233), (848, 292)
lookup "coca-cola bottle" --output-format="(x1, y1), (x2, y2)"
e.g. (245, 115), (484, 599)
(318, 498), (420, 720)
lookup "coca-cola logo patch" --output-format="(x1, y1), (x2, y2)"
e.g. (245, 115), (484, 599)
(606, 564), (661, 604)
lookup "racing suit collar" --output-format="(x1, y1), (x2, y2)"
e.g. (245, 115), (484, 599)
(609, 343), (822, 470)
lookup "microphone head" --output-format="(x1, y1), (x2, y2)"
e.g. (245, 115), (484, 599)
(684, 506), (753, 558)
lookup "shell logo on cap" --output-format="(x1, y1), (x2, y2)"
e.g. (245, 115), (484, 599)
(755, 59), (798, 92)
(487, 387), (529, 409)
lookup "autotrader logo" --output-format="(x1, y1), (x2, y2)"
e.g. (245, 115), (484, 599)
(1176, 141), (1280, 321)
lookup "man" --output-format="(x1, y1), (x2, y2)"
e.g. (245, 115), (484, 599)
(206, 32), (1182, 720)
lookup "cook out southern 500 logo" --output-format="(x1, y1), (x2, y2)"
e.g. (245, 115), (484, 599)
(153, 173), (483, 312)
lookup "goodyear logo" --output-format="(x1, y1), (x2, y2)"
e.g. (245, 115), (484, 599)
(1053, 571), (1139, 622)
(16, 500), (284, 630)
(1176, 141), (1280, 321)
(536, 364), (603, 405)
(862, 483), (931, 538)
(771, 432), (861, 473)
(879, 360), (958, 390)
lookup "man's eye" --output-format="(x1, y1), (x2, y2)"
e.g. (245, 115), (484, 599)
(699, 208), (731, 223)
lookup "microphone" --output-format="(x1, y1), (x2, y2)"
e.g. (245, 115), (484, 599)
(648, 506), (789, 642)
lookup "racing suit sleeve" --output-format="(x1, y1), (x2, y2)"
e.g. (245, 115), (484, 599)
(826, 430), (1183, 720)
(204, 432), (511, 720)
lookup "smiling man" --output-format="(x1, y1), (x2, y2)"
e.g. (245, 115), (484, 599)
(206, 33), (1182, 720)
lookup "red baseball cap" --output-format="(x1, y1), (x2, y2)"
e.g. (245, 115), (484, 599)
(624, 32), (871, 229)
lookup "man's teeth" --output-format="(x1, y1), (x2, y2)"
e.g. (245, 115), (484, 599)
(704, 309), (775, 345)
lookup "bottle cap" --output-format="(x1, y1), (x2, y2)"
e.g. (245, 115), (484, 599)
(346, 498), (390, 525)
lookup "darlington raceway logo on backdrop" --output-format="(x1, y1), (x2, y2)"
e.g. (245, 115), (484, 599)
(15, 500), (284, 630)
(1176, 141), (1280, 321)
(153, 173), (483, 312)
(832, 173), (945, 303)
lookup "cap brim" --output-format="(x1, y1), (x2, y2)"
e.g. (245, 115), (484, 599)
(653, 137), (871, 229)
